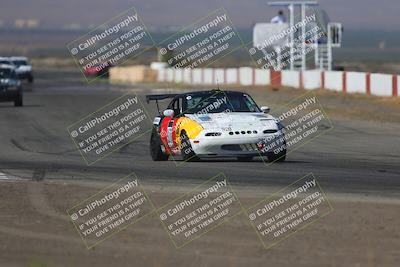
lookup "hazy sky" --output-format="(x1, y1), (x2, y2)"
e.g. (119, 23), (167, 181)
(0, 0), (399, 31)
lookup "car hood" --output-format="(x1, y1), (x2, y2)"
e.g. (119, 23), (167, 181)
(15, 65), (32, 73)
(185, 112), (278, 130)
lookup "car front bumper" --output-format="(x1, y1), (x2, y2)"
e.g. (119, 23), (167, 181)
(190, 130), (286, 157)
(16, 72), (32, 80)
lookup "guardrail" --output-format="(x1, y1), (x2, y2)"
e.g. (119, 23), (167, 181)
(155, 67), (398, 97)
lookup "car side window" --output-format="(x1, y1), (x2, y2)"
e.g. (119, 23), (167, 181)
(170, 97), (183, 117)
(243, 94), (259, 112)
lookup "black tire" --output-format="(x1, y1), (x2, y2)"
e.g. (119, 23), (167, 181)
(150, 129), (169, 161)
(14, 93), (23, 107)
(180, 131), (198, 161)
(28, 75), (34, 83)
(237, 156), (253, 162)
(267, 149), (286, 163)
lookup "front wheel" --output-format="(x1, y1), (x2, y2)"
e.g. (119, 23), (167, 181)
(180, 131), (198, 161)
(14, 93), (23, 107)
(150, 129), (169, 161)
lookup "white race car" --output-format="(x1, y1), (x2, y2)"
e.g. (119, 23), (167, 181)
(147, 90), (286, 162)
(0, 57), (34, 83)
(10, 57), (33, 83)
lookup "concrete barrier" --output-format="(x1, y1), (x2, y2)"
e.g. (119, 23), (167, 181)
(281, 70), (300, 88)
(347, 72), (366, 94)
(114, 65), (398, 97)
(183, 68), (192, 84)
(157, 68), (166, 82)
(192, 69), (202, 84)
(371, 74), (393, 97)
(203, 68), (214, 85)
(325, 71), (343, 92)
(215, 68), (225, 84)
(174, 68), (184, 83)
(166, 68), (174, 82)
(226, 68), (238, 84)
(239, 67), (254, 86)
(254, 68), (270, 85)
(303, 70), (322, 90)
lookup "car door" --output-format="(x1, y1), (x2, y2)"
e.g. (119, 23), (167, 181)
(159, 97), (183, 155)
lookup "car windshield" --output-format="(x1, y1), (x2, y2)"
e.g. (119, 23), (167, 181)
(0, 68), (13, 79)
(0, 60), (12, 65)
(184, 91), (261, 114)
(12, 60), (27, 66)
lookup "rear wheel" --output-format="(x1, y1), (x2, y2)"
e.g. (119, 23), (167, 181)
(180, 131), (198, 161)
(150, 129), (169, 161)
(267, 149), (286, 162)
(28, 75), (34, 83)
(14, 93), (23, 107)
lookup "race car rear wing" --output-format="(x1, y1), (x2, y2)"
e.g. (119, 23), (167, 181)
(145, 94), (178, 103)
(145, 94), (178, 115)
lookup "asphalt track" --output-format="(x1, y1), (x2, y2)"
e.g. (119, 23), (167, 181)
(1, 68), (399, 267)
(0, 68), (399, 197)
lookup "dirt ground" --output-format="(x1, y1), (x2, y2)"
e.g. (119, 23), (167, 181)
(0, 180), (399, 267)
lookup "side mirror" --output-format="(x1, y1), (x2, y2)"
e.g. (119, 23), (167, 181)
(260, 106), (270, 113)
(163, 109), (174, 117)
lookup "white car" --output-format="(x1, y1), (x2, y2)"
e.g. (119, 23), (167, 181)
(0, 57), (15, 69)
(0, 64), (23, 106)
(10, 57), (33, 83)
(147, 90), (286, 162)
